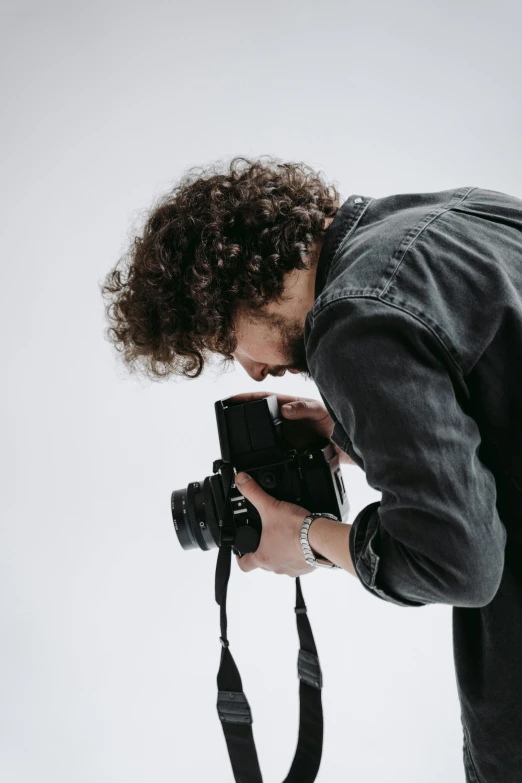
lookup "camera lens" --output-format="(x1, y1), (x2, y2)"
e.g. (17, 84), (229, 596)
(171, 476), (220, 551)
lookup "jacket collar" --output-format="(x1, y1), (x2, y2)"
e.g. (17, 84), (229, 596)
(314, 194), (373, 300)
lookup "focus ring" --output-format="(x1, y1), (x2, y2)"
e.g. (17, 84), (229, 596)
(187, 483), (209, 551)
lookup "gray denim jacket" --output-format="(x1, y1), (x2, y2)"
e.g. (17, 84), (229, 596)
(304, 186), (522, 783)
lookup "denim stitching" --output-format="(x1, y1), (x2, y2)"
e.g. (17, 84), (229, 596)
(328, 197), (373, 266)
(311, 294), (464, 376)
(381, 186), (477, 298)
(312, 197), (374, 315)
(332, 197), (375, 267)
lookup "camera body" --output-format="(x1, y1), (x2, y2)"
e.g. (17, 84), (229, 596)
(171, 395), (350, 555)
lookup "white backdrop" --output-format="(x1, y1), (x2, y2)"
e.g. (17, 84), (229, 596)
(2, 1), (521, 781)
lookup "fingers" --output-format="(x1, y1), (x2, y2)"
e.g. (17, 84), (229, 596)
(228, 391), (325, 414)
(228, 391), (272, 403)
(235, 473), (277, 512)
(228, 391), (300, 405)
(282, 399), (331, 422)
(236, 553), (258, 572)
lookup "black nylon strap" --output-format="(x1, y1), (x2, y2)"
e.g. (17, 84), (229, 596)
(214, 543), (324, 782)
(215, 544), (263, 782)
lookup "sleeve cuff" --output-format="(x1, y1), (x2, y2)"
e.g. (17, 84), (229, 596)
(349, 502), (427, 608)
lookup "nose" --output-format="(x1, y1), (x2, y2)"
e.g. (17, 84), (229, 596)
(232, 353), (288, 381)
(246, 363), (285, 381)
(235, 356), (270, 382)
(251, 367), (268, 382)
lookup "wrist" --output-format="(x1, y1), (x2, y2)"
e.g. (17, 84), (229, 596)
(307, 516), (356, 576)
(300, 512), (342, 569)
(332, 441), (356, 466)
(307, 516), (339, 552)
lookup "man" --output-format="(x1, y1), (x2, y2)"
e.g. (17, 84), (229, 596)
(101, 155), (522, 782)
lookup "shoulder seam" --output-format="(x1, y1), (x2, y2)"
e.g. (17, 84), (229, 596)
(310, 294), (464, 377)
(381, 186), (477, 298)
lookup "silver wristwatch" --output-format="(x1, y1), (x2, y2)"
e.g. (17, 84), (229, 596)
(300, 512), (343, 569)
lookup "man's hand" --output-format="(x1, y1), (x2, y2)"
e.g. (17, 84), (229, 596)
(228, 391), (356, 465)
(234, 472), (317, 578)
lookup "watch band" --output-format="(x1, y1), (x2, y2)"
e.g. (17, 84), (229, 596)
(300, 512), (343, 569)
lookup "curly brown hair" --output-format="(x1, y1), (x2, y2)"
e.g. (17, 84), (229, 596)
(100, 155), (340, 381)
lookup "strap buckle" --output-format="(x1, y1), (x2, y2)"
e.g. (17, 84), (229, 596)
(298, 649), (323, 690)
(217, 691), (253, 725)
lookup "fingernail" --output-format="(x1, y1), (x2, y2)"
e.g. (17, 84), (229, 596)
(236, 473), (251, 484)
(283, 404), (295, 413)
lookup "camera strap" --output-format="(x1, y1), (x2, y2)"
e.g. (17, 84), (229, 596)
(214, 544), (324, 782)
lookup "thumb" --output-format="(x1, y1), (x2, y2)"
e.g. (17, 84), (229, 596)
(235, 472), (273, 510)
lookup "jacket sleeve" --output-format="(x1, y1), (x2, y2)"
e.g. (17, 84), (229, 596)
(305, 296), (506, 608)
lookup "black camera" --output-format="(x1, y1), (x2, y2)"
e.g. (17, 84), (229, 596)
(171, 394), (350, 555)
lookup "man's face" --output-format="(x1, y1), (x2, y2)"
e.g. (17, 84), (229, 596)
(231, 308), (312, 381)
(227, 234), (330, 382)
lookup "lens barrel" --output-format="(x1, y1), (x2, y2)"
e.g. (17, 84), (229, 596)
(171, 477), (220, 551)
